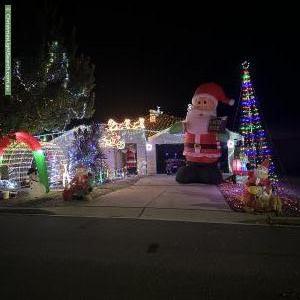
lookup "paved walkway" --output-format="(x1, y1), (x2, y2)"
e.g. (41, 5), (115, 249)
(46, 175), (267, 224)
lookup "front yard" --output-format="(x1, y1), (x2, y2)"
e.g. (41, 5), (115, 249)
(0, 176), (140, 208)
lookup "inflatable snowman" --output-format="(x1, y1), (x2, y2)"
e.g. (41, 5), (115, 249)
(176, 82), (234, 184)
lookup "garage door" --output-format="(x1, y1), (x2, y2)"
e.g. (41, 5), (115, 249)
(156, 144), (185, 174)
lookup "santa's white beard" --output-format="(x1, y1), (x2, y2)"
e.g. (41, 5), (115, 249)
(185, 108), (216, 134)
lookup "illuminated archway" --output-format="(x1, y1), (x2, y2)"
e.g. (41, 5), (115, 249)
(0, 132), (49, 192)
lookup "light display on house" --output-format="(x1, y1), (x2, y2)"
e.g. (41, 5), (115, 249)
(100, 118), (147, 177)
(99, 108), (241, 176)
(7, 108), (240, 186)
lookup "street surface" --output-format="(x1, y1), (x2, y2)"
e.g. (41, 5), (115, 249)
(1, 214), (300, 299)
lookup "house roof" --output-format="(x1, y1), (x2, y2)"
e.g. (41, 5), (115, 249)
(143, 113), (182, 137)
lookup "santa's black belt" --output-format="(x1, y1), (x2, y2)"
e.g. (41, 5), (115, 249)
(184, 143), (218, 150)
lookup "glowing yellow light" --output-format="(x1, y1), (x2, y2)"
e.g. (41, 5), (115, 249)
(150, 115), (156, 123)
(107, 118), (145, 131)
(101, 117), (145, 149)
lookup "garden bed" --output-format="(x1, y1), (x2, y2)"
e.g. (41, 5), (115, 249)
(219, 182), (300, 217)
(0, 176), (140, 208)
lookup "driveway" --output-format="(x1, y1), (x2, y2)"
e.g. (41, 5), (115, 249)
(92, 175), (229, 211)
(3, 175), (268, 224)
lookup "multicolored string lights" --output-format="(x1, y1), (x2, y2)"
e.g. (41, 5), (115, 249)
(239, 61), (278, 184)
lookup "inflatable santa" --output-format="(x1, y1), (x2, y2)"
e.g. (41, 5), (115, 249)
(126, 145), (137, 175)
(176, 82), (234, 184)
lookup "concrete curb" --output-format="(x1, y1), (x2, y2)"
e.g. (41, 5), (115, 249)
(3, 206), (296, 227)
(0, 208), (54, 215)
(267, 216), (300, 226)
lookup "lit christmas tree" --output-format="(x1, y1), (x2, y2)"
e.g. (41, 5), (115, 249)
(239, 61), (278, 183)
(68, 124), (107, 184)
(0, 40), (95, 134)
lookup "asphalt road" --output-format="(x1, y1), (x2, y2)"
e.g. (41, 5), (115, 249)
(1, 214), (300, 300)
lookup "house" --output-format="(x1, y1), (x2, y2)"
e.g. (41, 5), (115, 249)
(49, 107), (242, 179)
(101, 108), (242, 176)
(0, 110), (241, 192)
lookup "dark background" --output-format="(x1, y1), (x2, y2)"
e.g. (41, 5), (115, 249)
(2, 1), (300, 174)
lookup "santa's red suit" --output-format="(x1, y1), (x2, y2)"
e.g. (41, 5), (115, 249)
(183, 132), (221, 164)
(126, 148), (137, 169)
(184, 132), (221, 164)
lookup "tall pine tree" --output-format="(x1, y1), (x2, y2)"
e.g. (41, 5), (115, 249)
(0, 40), (95, 134)
(0, 2), (95, 134)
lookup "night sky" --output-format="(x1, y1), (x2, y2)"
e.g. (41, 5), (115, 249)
(4, 1), (300, 140)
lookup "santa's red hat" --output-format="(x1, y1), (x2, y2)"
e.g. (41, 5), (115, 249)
(192, 82), (235, 106)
